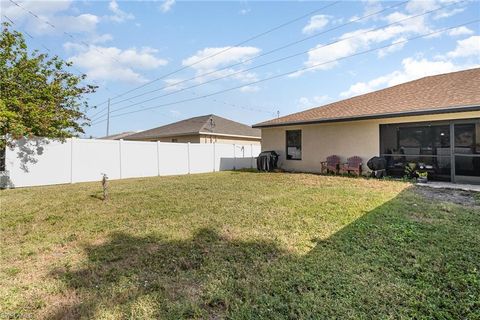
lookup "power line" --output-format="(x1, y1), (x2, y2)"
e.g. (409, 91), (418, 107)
(103, 0), (409, 111)
(89, 88), (276, 128)
(88, 2), (343, 119)
(90, 20), (480, 125)
(90, 1), (340, 108)
(3, 4), (277, 127)
(3, 14), (275, 122)
(5, 0), (155, 109)
(7, 0), (124, 66)
(1, 13), (130, 110)
(93, 0), (460, 121)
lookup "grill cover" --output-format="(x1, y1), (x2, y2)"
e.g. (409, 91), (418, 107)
(257, 151), (279, 172)
(367, 156), (387, 171)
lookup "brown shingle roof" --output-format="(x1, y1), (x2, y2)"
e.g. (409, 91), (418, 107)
(125, 114), (261, 140)
(254, 68), (480, 128)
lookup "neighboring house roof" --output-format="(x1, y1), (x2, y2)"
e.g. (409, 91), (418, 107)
(99, 131), (137, 140)
(125, 114), (261, 140)
(254, 68), (480, 128)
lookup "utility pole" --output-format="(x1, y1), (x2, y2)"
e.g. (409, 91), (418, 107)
(106, 98), (111, 136)
(277, 110), (280, 118)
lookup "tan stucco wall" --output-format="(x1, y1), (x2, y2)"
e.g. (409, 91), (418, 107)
(260, 111), (480, 173)
(200, 134), (261, 145)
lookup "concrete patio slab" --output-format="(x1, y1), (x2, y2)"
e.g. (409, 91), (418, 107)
(417, 181), (480, 192)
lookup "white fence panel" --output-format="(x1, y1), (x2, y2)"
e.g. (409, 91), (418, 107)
(158, 142), (189, 176)
(215, 143), (236, 171)
(72, 139), (121, 183)
(252, 145), (261, 157)
(234, 144), (252, 170)
(189, 143), (214, 174)
(4, 139), (71, 188)
(2, 138), (262, 188)
(121, 140), (158, 178)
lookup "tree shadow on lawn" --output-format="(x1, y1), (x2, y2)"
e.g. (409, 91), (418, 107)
(49, 188), (480, 319)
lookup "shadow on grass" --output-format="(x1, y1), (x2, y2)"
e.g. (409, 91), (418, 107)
(49, 188), (480, 319)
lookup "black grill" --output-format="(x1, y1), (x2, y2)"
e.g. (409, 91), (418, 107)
(257, 151), (279, 172)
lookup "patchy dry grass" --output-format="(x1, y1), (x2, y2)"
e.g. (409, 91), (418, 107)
(0, 172), (479, 319)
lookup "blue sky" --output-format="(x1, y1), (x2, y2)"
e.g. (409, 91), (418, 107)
(2, 0), (479, 137)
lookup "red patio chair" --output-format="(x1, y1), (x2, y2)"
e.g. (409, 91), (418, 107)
(341, 156), (363, 176)
(321, 155), (341, 174)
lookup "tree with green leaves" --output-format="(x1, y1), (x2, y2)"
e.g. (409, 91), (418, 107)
(0, 22), (96, 148)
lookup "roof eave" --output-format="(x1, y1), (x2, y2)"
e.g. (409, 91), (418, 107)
(198, 131), (261, 139)
(252, 104), (480, 128)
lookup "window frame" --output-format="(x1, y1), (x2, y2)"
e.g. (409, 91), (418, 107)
(285, 130), (302, 161)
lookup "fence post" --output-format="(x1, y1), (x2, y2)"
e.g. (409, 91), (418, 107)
(119, 139), (123, 179)
(187, 142), (191, 174)
(213, 142), (216, 172)
(70, 138), (74, 183)
(156, 141), (161, 176)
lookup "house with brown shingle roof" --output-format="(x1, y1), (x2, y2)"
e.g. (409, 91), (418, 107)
(124, 114), (261, 145)
(253, 68), (480, 184)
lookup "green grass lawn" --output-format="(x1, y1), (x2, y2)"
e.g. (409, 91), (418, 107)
(1, 172), (479, 319)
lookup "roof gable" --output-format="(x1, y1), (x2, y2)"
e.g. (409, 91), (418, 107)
(125, 114), (260, 140)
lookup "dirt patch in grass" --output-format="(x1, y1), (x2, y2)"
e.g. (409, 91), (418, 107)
(414, 185), (479, 207)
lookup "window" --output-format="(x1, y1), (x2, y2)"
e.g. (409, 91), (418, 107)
(286, 130), (301, 160)
(171, 138), (178, 143)
(380, 122), (452, 181)
(381, 124), (450, 155)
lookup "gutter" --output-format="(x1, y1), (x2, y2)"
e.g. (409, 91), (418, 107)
(252, 104), (480, 128)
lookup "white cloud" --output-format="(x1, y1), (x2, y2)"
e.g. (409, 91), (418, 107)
(297, 95), (332, 110)
(163, 78), (186, 92)
(54, 13), (99, 33)
(349, 0), (383, 23)
(340, 57), (475, 98)
(378, 37), (406, 57)
(293, 0), (471, 77)
(107, 0), (134, 23)
(182, 46), (261, 83)
(1, 0), (100, 35)
(291, 8), (435, 77)
(183, 46), (260, 70)
(447, 36), (480, 58)
(434, 7), (465, 19)
(239, 8), (251, 15)
(302, 15), (330, 35)
(90, 33), (114, 44)
(68, 45), (168, 83)
(405, 0), (439, 14)
(239, 85), (260, 93)
(159, 0), (175, 13)
(447, 26), (474, 36)
(405, 0), (466, 19)
(340, 33), (480, 98)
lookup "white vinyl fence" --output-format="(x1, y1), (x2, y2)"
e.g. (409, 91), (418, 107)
(1, 138), (261, 188)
